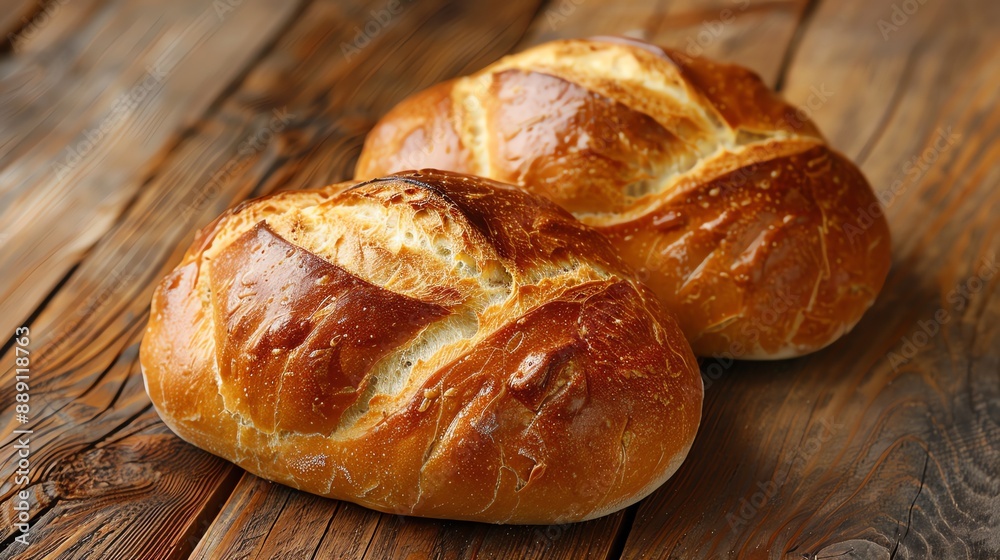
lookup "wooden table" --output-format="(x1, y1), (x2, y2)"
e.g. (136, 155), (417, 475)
(1, 0), (997, 558)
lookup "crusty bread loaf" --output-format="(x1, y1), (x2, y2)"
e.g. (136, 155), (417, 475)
(140, 170), (703, 524)
(356, 38), (892, 359)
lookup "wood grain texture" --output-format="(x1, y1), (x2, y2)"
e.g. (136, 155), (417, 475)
(0, 0), (303, 340)
(622, 0), (1000, 557)
(197, 471), (625, 560)
(0, 0), (997, 558)
(189, 474), (364, 559)
(0, 329), (242, 559)
(520, 0), (811, 85)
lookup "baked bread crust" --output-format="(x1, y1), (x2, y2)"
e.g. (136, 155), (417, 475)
(356, 38), (892, 358)
(140, 170), (702, 524)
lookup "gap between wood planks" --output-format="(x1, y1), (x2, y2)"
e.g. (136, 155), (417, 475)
(853, 40), (924, 166)
(0, 263), (79, 362)
(772, 0), (821, 92)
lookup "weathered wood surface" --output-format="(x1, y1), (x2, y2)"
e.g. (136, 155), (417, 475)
(0, 0), (997, 558)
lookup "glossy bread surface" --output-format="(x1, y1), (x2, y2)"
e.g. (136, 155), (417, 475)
(141, 170), (703, 524)
(356, 38), (892, 358)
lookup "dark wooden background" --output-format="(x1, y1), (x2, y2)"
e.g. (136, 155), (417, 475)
(0, 0), (997, 558)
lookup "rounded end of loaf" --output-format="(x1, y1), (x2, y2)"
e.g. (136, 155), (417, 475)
(356, 81), (475, 180)
(603, 144), (892, 359)
(140, 169), (703, 524)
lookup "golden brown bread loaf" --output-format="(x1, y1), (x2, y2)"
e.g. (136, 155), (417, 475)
(356, 38), (892, 359)
(140, 170), (703, 524)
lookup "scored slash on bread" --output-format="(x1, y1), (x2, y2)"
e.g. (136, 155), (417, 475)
(356, 37), (892, 359)
(140, 170), (703, 524)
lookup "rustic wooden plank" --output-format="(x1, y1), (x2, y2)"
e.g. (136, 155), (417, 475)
(652, 0), (810, 85)
(190, 471), (384, 560)
(466, 515), (628, 560)
(190, 474), (344, 559)
(0, 0), (304, 340)
(519, 0), (808, 84)
(622, 0), (1000, 557)
(0, 325), (243, 559)
(357, 512), (626, 560)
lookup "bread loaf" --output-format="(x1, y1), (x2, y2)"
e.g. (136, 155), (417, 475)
(356, 38), (892, 359)
(140, 170), (703, 524)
